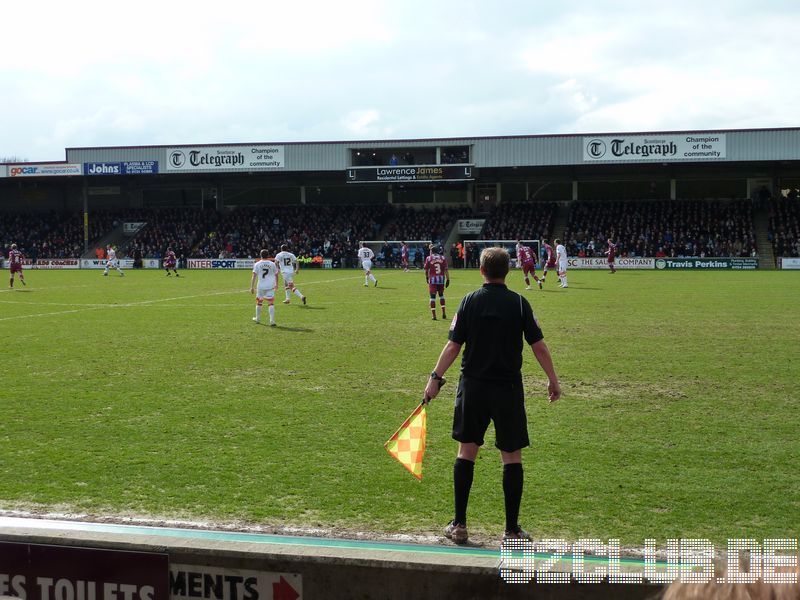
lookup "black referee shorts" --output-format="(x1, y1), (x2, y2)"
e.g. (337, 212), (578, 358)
(452, 376), (530, 452)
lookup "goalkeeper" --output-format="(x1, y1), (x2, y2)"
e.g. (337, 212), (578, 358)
(423, 246), (561, 545)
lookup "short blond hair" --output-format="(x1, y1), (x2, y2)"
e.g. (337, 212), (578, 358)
(479, 247), (510, 279)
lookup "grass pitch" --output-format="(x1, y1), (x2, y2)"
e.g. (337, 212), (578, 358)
(1, 267), (798, 544)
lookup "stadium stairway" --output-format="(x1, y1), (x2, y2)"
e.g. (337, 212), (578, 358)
(753, 202), (775, 269)
(550, 201), (572, 240)
(443, 217), (463, 257)
(82, 224), (128, 258)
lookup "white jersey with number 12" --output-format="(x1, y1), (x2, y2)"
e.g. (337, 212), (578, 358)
(274, 251), (297, 274)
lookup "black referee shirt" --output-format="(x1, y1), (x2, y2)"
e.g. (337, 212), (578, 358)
(448, 283), (544, 382)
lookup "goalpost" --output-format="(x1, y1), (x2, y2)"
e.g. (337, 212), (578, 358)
(359, 240), (432, 269)
(461, 239), (542, 269)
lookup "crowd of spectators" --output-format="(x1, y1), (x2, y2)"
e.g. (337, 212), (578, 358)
(441, 148), (469, 164)
(0, 211), (83, 259)
(769, 197), (800, 257)
(88, 209), (136, 243)
(382, 206), (472, 245)
(7, 197), (792, 265)
(353, 151), (419, 167)
(481, 202), (555, 241)
(0, 209), (175, 261)
(191, 205), (392, 267)
(564, 199), (757, 258)
(126, 208), (215, 261)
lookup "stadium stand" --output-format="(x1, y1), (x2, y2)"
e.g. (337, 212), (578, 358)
(4, 198), (781, 264)
(564, 199), (757, 258)
(480, 202), (556, 241)
(382, 206), (474, 245)
(0, 211), (83, 258)
(126, 208), (215, 259)
(191, 205), (393, 266)
(769, 197), (800, 257)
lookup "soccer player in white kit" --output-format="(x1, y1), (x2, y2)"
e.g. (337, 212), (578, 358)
(358, 242), (378, 287)
(274, 244), (306, 305)
(103, 245), (125, 276)
(250, 249), (278, 326)
(555, 238), (568, 288)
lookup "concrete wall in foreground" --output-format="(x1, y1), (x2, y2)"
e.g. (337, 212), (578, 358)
(0, 524), (661, 600)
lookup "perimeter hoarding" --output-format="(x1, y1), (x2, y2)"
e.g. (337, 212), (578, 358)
(170, 564), (302, 600)
(583, 134), (726, 162)
(187, 258), (255, 269)
(8, 164), (82, 177)
(654, 257), (758, 270)
(85, 161), (159, 175)
(0, 165), (6, 177)
(780, 257), (800, 270)
(80, 259), (136, 269)
(568, 257), (654, 269)
(457, 219), (485, 234)
(346, 165), (475, 183)
(0, 258), (80, 269)
(0, 541), (169, 600)
(165, 146), (284, 172)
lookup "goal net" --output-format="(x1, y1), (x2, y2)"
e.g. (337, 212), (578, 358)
(459, 239), (541, 269)
(359, 240), (432, 269)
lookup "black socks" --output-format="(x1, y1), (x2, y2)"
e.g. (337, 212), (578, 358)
(453, 458), (475, 525)
(503, 462), (524, 532)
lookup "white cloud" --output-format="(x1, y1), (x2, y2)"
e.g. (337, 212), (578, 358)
(340, 110), (394, 137)
(1, 1), (800, 159)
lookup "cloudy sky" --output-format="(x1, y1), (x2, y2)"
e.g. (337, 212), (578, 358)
(1, 0), (798, 161)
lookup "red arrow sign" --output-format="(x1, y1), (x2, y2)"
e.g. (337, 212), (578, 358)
(273, 576), (300, 600)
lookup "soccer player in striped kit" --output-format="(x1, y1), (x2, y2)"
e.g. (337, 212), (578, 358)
(7, 244), (26, 288)
(605, 238), (617, 274)
(424, 244), (450, 320)
(540, 239), (555, 285)
(515, 240), (541, 290)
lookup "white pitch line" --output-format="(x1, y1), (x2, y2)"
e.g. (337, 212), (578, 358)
(0, 275), (367, 322)
(289, 275), (364, 286)
(0, 283), (99, 294)
(0, 288), (245, 322)
(0, 301), (109, 307)
(0, 306), (106, 322)
(119, 288), (247, 307)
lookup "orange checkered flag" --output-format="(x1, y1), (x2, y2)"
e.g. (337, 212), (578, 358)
(384, 403), (427, 480)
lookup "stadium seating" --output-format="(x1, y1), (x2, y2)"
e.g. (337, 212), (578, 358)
(769, 197), (800, 257)
(191, 205), (393, 265)
(564, 199), (757, 258)
(0, 211), (83, 258)
(481, 202), (556, 241)
(127, 208), (215, 259)
(382, 206), (474, 245)
(5, 198), (791, 263)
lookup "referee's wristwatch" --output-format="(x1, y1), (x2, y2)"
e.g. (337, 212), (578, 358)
(430, 371), (443, 381)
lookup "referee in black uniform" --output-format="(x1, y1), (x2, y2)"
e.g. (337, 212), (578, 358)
(423, 246), (561, 544)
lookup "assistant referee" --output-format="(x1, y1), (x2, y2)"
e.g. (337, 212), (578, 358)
(423, 246), (561, 544)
